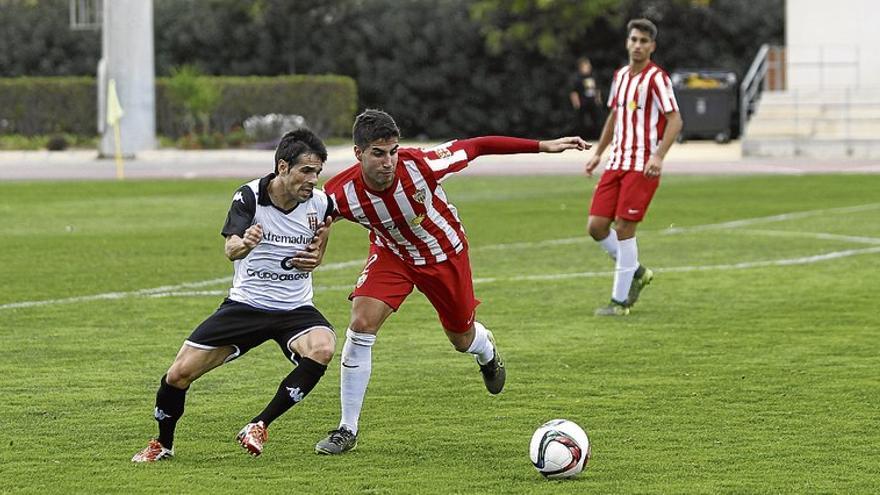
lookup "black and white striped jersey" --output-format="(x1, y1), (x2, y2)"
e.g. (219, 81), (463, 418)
(221, 174), (334, 311)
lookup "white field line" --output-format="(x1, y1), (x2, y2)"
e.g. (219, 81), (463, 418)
(663, 202), (880, 235)
(473, 237), (585, 251)
(130, 244), (880, 297)
(0, 260), (358, 310)
(0, 277), (230, 310)
(2, 201), (879, 310)
(8, 242), (880, 305)
(472, 202), (880, 249)
(731, 229), (880, 245)
(473, 246), (880, 284)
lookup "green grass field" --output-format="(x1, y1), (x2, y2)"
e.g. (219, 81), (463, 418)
(1, 174), (878, 494)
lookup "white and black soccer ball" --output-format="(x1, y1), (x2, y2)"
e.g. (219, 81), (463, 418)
(529, 419), (591, 479)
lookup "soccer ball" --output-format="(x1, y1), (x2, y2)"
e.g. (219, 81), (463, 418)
(529, 419), (591, 479)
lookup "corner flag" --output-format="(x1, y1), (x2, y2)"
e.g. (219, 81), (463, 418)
(106, 79), (125, 179)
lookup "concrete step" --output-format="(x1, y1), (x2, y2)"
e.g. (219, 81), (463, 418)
(742, 88), (880, 157)
(742, 138), (880, 159)
(751, 121), (880, 131)
(760, 87), (880, 103)
(746, 128), (880, 140)
(755, 105), (880, 119)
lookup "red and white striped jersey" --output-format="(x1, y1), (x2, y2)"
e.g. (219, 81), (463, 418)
(324, 137), (538, 265)
(605, 62), (678, 172)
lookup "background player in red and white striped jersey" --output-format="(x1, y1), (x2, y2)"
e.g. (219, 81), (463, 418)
(584, 18), (683, 317)
(315, 109), (589, 454)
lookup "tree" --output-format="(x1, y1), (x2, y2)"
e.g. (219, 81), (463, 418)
(469, 0), (620, 58)
(1, 0), (784, 139)
(0, 0), (99, 76)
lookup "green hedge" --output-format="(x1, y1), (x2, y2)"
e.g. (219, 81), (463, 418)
(0, 75), (357, 138)
(0, 77), (96, 135)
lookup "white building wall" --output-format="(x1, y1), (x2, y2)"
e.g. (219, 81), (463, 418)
(786, 0), (877, 89)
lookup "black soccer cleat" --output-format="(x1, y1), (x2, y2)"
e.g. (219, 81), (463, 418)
(478, 331), (506, 395)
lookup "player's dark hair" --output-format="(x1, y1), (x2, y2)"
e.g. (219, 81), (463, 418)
(627, 18), (658, 40)
(274, 128), (328, 173)
(352, 109), (400, 150)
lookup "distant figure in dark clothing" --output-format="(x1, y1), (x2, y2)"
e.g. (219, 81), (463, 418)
(570, 57), (604, 139)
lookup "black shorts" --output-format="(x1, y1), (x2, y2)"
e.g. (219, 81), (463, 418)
(185, 298), (334, 364)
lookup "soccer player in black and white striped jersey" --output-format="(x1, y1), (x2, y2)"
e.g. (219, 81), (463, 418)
(132, 129), (337, 462)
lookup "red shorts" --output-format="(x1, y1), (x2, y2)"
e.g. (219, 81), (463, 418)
(350, 245), (480, 333)
(589, 169), (660, 222)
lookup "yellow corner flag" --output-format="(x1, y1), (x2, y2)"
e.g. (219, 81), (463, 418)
(107, 79), (125, 180)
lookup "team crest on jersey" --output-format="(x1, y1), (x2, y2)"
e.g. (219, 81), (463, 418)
(307, 210), (319, 232)
(410, 213), (426, 226)
(628, 100), (639, 110)
(435, 147), (452, 159)
(412, 188), (426, 204)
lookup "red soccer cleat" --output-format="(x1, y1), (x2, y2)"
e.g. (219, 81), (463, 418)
(131, 439), (174, 463)
(236, 421), (268, 456)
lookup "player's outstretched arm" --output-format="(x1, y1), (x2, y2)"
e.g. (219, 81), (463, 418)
(456, 136), (588, 161)
(538, 137), (590, 153)
(225, 223), (263, 261)
(288, 215), (334, 272)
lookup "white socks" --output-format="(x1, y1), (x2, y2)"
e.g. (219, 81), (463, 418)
(340, 323), (495, 434)
(466, 321), (495, 365)
(597, 229), (619, 260)
(612, 237), (639, 303)
(339, 329), (376, 434)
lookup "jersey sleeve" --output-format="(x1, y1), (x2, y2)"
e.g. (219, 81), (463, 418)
(607, 71), (619, 109)
(324, 193), (336, 220)
(221, 185), (256, 237)
(421, 136), (540, 181)
(651, 71), (679, 113)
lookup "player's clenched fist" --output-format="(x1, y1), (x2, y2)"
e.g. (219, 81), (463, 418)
(243, 223), (263, 249)
(288, 216), (334, 272)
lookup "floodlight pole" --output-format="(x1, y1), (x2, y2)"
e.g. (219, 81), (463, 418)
(98, 0), (155, 157)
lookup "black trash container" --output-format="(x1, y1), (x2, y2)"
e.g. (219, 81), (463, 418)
(671, 70), (738, 143)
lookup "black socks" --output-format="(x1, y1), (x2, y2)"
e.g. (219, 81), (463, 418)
(155, 374), (188, 450)
(252, 357), (327, 427)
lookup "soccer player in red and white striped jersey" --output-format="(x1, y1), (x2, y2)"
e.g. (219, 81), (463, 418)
(315, 109), (588, 454)
(584, 19), (683, 316)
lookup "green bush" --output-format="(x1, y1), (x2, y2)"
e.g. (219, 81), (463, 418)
(0, 75), (357, 139)
(0, 133), (97, 151)
(156, 75), (356, 139)
(164, 65), (221, 135)
(0, 77), (96, 135)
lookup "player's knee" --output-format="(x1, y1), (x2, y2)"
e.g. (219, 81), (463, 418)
(349, 315), (382, 334)
(166, 365), (196, 388)
(615, 222), (637, 239)
(587, 220), (609, 240)
(446, 331), (472, 352)
(303, 341), (335, 365)
(451, 340), (470, 353)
